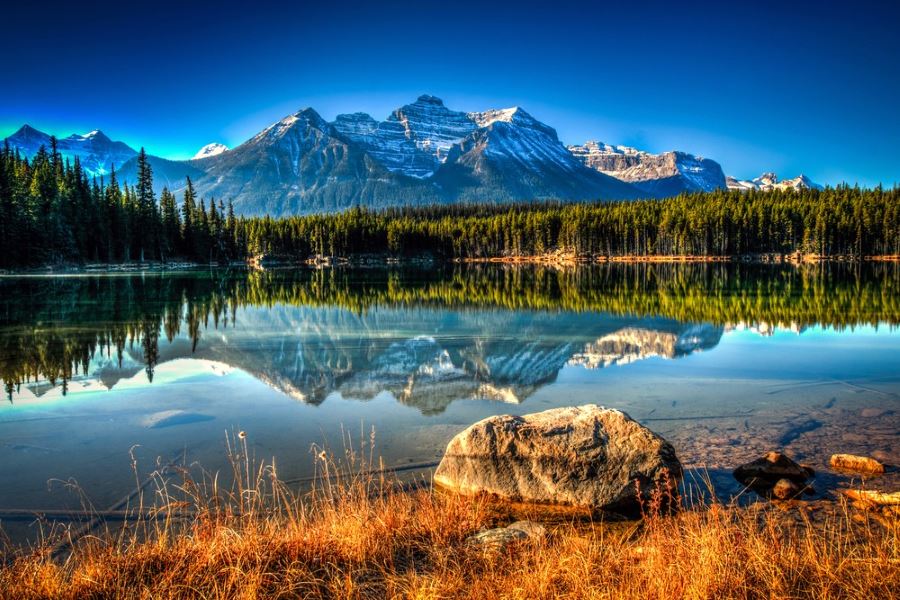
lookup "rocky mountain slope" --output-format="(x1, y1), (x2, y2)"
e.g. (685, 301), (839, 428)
(568, 141), (727, 195)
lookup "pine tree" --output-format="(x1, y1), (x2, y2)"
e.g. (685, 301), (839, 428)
(159, 187), (180, 261)
(135, 148), (157, 261)
(181, 177), (197, 259)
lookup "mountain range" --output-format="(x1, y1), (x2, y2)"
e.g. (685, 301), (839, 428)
(3, 95), (822, 216)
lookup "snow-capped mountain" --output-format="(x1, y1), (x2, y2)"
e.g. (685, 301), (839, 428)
(726, 173), (823, 192)
(193, 142), (229, 159)
(567, 140), (727, 195)
(3, 125), (136, 178)
(5, 95), (823, 215)
(115, 95), (636, 215)
(332, 95), (478, 179)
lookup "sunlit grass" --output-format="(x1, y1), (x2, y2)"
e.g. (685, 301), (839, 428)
(1, 432), (897, 599)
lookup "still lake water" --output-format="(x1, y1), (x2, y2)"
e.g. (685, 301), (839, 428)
(1, 263), (898, 540)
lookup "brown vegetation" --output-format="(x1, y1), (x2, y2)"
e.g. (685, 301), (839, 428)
(1, 436), (897, 599)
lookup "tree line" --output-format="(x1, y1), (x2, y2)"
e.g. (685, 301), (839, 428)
(1, 139), (898, 268)
(0, 141), (241, 267)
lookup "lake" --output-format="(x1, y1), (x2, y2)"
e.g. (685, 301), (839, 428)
(1, 263), (898, 543)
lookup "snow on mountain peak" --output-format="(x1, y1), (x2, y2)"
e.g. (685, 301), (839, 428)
(3, 124), (136, 178)
(568, 140), (726, 194)
(414, 94), (444, 106)
(193, 143), (229, 160)
(468, 107), (520, 127)
(726, 172), (823, 192)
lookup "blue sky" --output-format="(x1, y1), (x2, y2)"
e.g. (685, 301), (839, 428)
(3, 0), (898, 186)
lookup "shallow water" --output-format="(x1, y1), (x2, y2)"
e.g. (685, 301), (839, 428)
(0, 264), (898, 543)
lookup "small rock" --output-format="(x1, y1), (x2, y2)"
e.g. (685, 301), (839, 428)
(772, 478), (801, 500)
(860, 408), (891, 418)
(466, 527), (528, 550)
(507, 520), (546, 540)
(830, 454), (885, 474)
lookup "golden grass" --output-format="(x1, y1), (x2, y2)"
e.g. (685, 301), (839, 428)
(1, 433), (897, 600)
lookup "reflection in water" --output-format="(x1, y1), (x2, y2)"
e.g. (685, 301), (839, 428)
(1, 262), (897, 409)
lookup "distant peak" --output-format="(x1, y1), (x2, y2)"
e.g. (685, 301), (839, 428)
(193, 143), (229, 159)
(469, 106), (541, 128)
(69, 129), (110, 143)
(12, 123), (46, 137)
(415, 94), (444, 105)
(294, 107), (327, 125)
(334, 112), (377, 123)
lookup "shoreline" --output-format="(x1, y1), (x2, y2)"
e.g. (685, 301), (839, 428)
(2, 253), (898, 275)
(458, 252), (900, 266)
(0, 466), (895, 598)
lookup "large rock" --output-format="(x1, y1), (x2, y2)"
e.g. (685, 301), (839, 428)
(433, 405), (682, 510)
(830, 453), (885, 475)
(733, 452), (814, 487)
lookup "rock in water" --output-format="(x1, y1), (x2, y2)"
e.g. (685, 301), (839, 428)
(772, 478), (801, 500)
(433, 405), (682, 511)
(733, 452), (814, 488)
(830, 454), (885, 474)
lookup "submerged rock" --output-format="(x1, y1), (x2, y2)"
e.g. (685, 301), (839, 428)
(142, 410), (215, 429)
(830, 454), (885, 475)
(772, 478), (802, 500)
(734, 452), (813, 486)
(434, 405), (682, 511)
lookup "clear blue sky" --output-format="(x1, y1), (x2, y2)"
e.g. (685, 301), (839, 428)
(3, 0), (898, 186)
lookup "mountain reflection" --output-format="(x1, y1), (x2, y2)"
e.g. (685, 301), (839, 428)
(1, 263), (897, 410)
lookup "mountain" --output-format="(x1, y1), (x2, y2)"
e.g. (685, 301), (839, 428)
(439, 108), (638, 202)
(174, 107), (441, 214)
(726, 172), (823, 192)
(3, 125), (136, 178)
(115, 95), (639, 215)
(567, 141), (727, 195)
(193, 143), (229, 159)
(332, 94), (477, 179)
(6, 96), (822, 216)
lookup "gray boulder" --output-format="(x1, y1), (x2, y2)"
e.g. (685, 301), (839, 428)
(434, 405), (682, 511)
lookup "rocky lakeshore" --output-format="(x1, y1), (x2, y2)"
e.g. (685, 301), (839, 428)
(0, 404), (897, 599)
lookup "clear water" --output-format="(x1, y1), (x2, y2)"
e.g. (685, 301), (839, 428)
(0, 264), (897, 542)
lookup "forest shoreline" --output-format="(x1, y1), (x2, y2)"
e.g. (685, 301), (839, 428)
(2, 252), (898, 275)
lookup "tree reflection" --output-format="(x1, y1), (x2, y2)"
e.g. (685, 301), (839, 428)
(0, 262), (896, 401)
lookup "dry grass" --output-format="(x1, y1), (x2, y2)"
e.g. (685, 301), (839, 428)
(1, 432), (897, 600)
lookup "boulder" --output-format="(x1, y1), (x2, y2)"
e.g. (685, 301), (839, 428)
(434, 405), (682, 511)
(830, 454), (885, 475)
